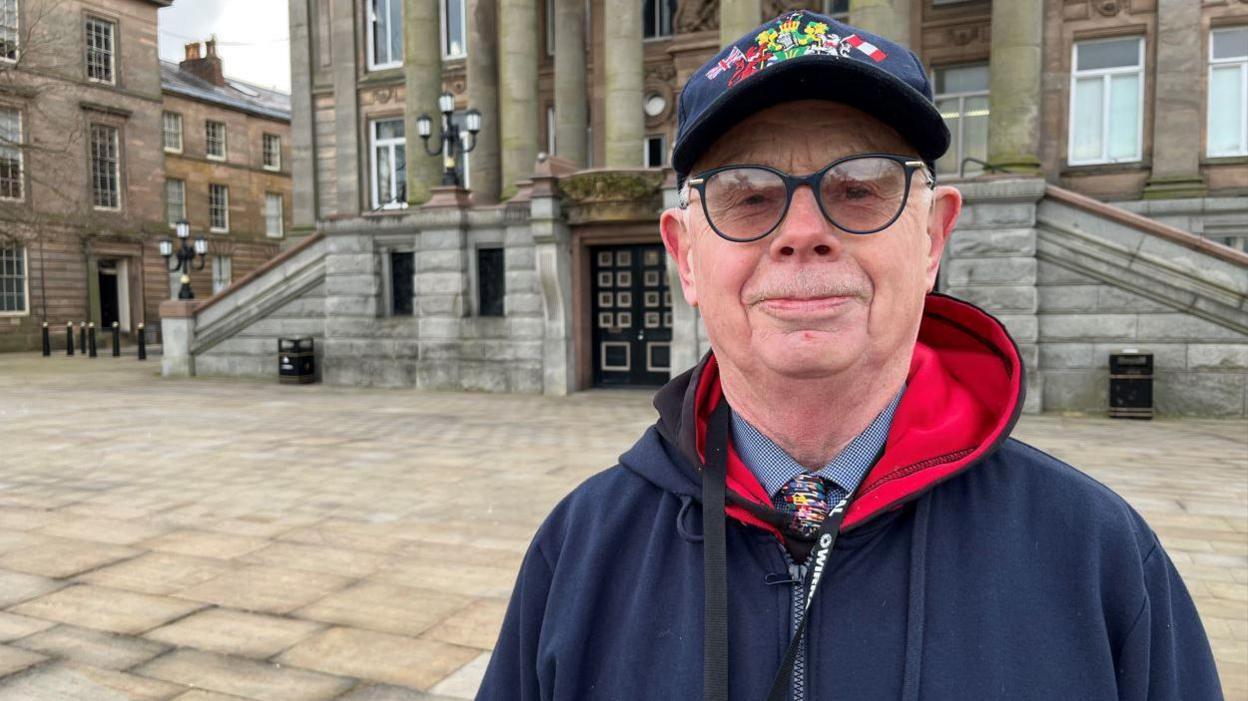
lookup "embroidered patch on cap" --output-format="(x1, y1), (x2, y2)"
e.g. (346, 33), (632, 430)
(704, 11), (888, 88)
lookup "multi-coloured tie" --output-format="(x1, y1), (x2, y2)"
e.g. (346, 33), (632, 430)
(772, 472), (832, 538)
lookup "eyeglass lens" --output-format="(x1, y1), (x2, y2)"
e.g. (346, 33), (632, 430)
(701, 157), (911, 240)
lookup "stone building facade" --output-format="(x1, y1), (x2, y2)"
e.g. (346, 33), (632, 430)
(156, 0), (1245, 416)
(0, 1), (292, 353)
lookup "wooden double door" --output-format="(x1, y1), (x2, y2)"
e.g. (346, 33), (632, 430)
(591, 244), (673, 387)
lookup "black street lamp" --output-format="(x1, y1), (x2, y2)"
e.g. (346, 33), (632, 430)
(160, 219), (208, 300)
(417, 91), (482, 187)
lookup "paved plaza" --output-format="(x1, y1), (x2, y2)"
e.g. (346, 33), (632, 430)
(0, 351), (1244, 700)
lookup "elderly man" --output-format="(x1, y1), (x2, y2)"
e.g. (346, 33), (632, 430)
(478, 10), (1221, 700)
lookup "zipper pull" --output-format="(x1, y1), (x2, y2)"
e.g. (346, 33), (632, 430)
(790, 563), (807, 582)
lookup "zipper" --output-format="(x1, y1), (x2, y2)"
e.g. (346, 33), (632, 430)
(783, 549), (809, 701)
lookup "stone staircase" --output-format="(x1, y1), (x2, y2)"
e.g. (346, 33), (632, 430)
(947, 178), (1248, 416)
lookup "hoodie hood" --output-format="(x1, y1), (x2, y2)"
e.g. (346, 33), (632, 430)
(621, 292), (1025, 535)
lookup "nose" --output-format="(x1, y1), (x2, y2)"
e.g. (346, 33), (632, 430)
(767, 184), (842, 260)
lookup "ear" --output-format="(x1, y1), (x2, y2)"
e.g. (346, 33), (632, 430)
(660, 207), (698, 308)
(923, 185), (961, 293)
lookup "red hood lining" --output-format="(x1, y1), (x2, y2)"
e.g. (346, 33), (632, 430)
(693, 294), (1023, 534)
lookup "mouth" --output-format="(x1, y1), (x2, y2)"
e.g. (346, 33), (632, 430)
(756, 295), (854, 318)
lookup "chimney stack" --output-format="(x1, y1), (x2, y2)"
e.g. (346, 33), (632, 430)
(179, 36), (225, 86)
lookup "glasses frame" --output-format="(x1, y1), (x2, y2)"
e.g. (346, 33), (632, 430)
(684, 152), (936, 242)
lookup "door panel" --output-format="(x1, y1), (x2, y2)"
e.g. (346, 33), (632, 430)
(591, 244), (672, 387)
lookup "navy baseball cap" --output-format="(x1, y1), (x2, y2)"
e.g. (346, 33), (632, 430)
(672, 10), (949, 185)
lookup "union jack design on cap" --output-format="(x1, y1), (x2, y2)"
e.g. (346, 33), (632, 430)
(672, 10), (950, 186)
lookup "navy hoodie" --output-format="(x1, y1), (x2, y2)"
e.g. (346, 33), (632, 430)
(477, 294), (1223, 700)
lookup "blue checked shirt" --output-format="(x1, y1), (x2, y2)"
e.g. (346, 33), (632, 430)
(730, 387), (905, 507)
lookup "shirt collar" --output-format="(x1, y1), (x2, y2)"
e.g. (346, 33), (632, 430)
(730, 386), (905, 498)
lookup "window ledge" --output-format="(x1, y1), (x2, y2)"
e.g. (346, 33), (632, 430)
(1204, 155), (1248, 165)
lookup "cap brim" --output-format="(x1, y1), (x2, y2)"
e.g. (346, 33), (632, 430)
(672, 54), (950, 177)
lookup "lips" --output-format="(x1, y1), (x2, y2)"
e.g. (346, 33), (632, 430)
(756, 295), (853, 318)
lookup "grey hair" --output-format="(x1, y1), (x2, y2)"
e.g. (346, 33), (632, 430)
(678, 181), (691, 209)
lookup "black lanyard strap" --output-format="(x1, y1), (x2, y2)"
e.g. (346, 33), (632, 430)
(703, 398), (731, 701)
(701, 398), (858, 701)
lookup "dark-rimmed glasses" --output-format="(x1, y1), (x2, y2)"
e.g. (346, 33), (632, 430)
(683, 153), (935, 242)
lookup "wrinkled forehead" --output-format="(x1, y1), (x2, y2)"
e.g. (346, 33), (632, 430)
(691, 100), (919, 174)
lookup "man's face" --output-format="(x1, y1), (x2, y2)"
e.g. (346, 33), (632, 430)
(660, 101), (962, 383)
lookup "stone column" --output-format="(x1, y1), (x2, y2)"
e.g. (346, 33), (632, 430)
(405, 0), (444, 205)
(499, 0), (540, 200)
(289, 0), (317, 229)
(848, 0), (911, 48)
(530, 159), (575, 395)
(330, 0), (361, 216)
(467, 0), (502, 203)
(603, 0), (643, 167)
(719, 0), (760, 47)
(1144, 0), (1207, 199)
(985, 0), (1042, 173)
(554, 0), (588, 167)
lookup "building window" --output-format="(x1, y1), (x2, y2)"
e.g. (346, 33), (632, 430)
(89, 124), (119, 210)
(443, 0), (466, 59)
(370, 118), (406, 209)
(0, 246), (26, 314)
(85, 17), (115, 84)
(450, 111), (471, 188)
(209, 183), (229, 232)
(644, 134), (666, 168)
(368, 0), (402, 69)
(262, 133), (281, 170)
(211, 255), (231, 295)
(165, 178), (185, 226)
(162, 111), (182, 153)
(643, 0), (675, 39)
(0, 0), (18, 62)
(477, 247), (505, 317)
(1069, 36), (1144, 166)
(0, 107), (21, 201)
(265, 192), (283, 237)
(934, 63), (990, 177)
(389, 250), (414, 316)
(205, 120), (226, 160)
(547, 104), (556, 155)
(821, 0), (848, 21)
(1209, 27), (1248, 158)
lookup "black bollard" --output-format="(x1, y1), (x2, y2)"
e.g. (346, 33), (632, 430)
(78, 321), (86, 354)
(66, 322), (74, 356)
(111, 321), (120, 357)
(88, 322), (97, 357)
(41, 322), (50, 356)
(137, 323), (146, 361)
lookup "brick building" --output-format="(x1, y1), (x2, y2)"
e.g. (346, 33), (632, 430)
(0, 0), (291, 353)
(161, 40), (292, 308)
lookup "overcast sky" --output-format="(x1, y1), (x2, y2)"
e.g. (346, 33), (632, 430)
(158, 0), (291, 93)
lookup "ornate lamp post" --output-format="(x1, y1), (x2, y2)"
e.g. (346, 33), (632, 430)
(416, 91), (482, 187)
(160, 219), (208, 300)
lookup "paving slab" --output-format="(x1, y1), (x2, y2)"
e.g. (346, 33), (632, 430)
(293, 582), (472, 638)
(275, 627), (478, 691)
(10, 585), (204, 636)
(11, 624), (168, 670)
(143, 607), (324, 659)
(133, 648), (352, 701)
(0, 661), (187, 701)
(0, 353), (1243, 698)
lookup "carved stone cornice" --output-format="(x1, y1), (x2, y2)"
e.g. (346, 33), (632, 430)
(557, 169), (665, 224)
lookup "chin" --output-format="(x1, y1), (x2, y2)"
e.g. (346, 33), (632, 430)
(753, 330), (865, 379)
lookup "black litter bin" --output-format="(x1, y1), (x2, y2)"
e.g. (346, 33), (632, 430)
(1109, 350), (1152, 420)
(279, 337), (316, 384)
